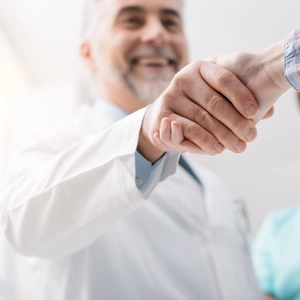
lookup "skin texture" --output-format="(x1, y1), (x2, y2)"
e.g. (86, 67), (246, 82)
(81, 0), (188, 110)
(154, 41), (291, 157)
(139, 60), (259, 161)
(81, 0), (261, 163)
(206, 41), (290, 123)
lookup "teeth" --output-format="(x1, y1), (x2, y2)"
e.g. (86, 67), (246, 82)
(138, 58), (169, 66)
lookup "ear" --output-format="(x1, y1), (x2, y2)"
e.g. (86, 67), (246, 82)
(80, 41), (97, 73)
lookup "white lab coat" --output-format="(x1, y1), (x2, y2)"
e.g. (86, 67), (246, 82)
(0, 104), (262, 300)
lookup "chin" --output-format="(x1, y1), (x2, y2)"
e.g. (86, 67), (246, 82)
(122, 68), (175, 103)
(132, 80), (171, 104)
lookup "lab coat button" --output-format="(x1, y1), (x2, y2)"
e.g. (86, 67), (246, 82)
(135, 177), (144, 185)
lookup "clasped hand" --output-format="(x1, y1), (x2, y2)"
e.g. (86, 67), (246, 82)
(139, 50), (285, 163)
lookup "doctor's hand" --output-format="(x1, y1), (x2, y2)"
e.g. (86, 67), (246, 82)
(150, 41), (292, 157)
(138, 60), (259, 163)
(205, 41), (291, 123)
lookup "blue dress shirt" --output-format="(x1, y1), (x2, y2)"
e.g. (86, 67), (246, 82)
(94, 99), (179, 196)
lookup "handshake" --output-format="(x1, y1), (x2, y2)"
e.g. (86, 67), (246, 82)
(138, 39), (293, 163)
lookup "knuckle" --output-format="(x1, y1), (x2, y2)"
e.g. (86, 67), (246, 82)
(184, 123), (197, 138)
(156, 106), (169, 120)
(206, 95), (233, 121)
(206, 94), (226, 112)
(171, 75), (181, 88)
(171, 73), (192, 96)
(156, 94), (176, 117)
(160, 91), (174, 106)
(215, 69), (234, 86)
(171, 73), (186, 89)
(195, 109), (212, 127)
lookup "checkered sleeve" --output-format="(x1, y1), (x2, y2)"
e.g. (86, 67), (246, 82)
(285, 27), (300, 91)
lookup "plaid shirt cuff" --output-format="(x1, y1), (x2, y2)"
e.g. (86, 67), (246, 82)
(284, 27), (300, 91)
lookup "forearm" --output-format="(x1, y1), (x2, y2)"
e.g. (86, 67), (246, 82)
(259, 41), (290, 93)
(0, 110), (148, 259)
(251, 40), (291, 122)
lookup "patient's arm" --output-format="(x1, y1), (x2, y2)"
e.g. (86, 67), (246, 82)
(265, 294), (276, 300)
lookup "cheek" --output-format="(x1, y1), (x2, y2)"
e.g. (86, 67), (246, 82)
(95, 39), (122, 67)
(93, 33), (112, 61)
(113, 35), (136, 59)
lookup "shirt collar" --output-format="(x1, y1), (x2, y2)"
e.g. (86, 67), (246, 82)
(94, 99), (129, 122)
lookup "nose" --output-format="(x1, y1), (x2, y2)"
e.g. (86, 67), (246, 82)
(140, 16), (170, 46)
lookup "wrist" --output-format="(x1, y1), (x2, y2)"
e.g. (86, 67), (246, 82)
(259, 41), (291, 93)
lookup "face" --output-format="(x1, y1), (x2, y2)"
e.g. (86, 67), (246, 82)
(85, 0), (189, 104)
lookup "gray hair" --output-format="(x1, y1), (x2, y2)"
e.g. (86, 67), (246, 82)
(82, 0), (185, 40)
(82, 0), (105, 40)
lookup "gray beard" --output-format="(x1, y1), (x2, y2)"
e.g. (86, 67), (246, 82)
(94, 56), (176, 104)
(123, 72), (174, 104)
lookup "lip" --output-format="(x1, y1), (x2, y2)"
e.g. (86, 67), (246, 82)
(131, 56), (177, 70)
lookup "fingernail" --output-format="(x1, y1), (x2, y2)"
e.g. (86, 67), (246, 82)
(234, 140), (246, 153)
(244, 127), (257, 142)
(244, 103), (258, 118)
(214, 142), (224, 153)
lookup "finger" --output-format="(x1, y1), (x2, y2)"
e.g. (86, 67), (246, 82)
(171, 121), (204, 154)
(170, 121), (184, 145)
(171, 115), (232, 154)
(152, 118), (174, 152)
(159, 117), (172, 145)
(153, 132), (173, 152)
(166, 95), (251, 152)
(199, 61), (258, 119)
(171, 121), (218, 154)
(153, 118), (186, 152)
(170, 67), (257, 143)
(155, 121), (209, 155)
(262, 106), (275, 119)
(179, 140), (210, 155)
(160, 119), (191, 153)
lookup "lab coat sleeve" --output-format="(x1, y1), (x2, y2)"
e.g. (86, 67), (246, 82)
(0, 108), (177, 259)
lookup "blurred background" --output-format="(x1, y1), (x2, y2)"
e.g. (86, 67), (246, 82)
(0, 0), (300, 299)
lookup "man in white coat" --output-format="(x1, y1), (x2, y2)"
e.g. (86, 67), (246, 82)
(0, 0), (271, 299)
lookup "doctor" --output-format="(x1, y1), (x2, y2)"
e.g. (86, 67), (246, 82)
(0, 0), (266, 299)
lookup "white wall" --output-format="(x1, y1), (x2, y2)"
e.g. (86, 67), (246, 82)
(183, 0), (300, 235)
(0, 1), (300, 299)
(0, 0), (299, 237)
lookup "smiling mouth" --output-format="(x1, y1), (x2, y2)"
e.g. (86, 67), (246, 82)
(132, 57), (176, 68)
